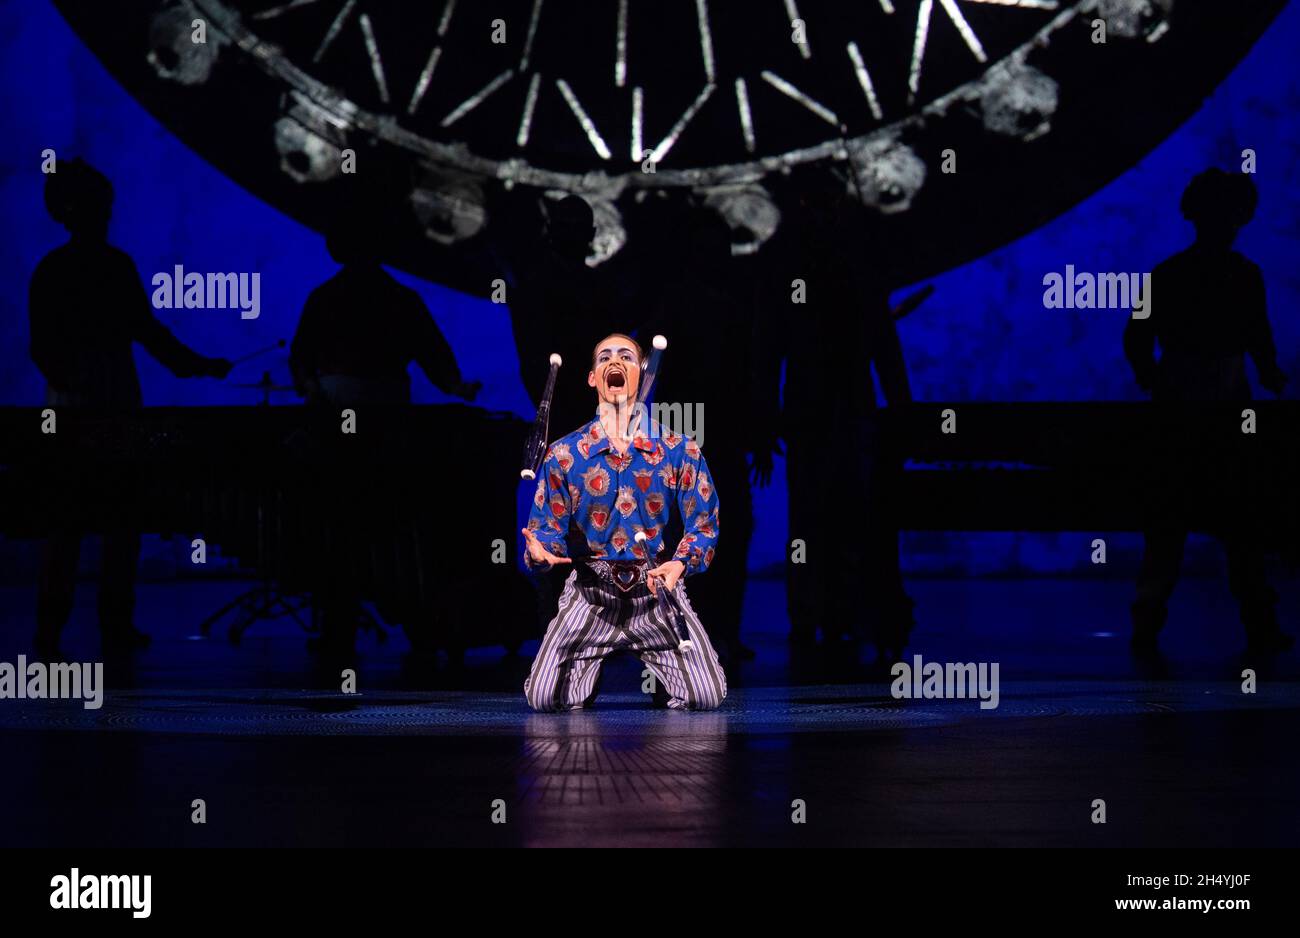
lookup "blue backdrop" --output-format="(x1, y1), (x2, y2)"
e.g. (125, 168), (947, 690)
(1, 0), (1296, 578)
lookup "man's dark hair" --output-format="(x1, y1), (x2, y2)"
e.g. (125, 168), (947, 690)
(591, 333), (643, 370)
(1180, 168), (1258, 228)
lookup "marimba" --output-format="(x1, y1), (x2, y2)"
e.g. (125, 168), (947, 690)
(0, 405), (538, 654)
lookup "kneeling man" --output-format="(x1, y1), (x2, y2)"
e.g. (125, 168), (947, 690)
(521, 333), (727, 711)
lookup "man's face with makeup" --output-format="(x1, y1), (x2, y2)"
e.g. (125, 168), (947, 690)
(589, 337), (641, 406)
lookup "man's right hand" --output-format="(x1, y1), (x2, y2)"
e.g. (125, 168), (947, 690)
(521, 527), (571, 568)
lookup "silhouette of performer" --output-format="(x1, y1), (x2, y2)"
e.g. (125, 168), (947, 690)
(288, 209), (480, 658)
(1124, 168), (1291, 653)
(755, 173), (914, 655)
(509, 196), (620, 435)
(647, 210), (758, 661)
(29, 158), (232, 657)
(289, 211), (481, 406)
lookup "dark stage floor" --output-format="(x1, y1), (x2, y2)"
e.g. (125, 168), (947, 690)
(1, 574), (1297, 847)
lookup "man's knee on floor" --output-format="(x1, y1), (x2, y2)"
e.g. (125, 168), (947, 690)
(686, 684), (726, 711)
(523, 678), (561, 713)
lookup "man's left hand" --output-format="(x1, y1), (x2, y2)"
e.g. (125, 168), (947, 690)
(647, 560), (685, 596)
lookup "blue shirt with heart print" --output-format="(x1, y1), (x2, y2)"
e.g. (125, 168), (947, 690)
(525, 418), (720, 576)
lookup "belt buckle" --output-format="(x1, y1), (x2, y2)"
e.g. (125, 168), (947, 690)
(610, 562), (640, 594)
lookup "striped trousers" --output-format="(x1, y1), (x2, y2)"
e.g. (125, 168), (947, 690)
(524, 569), (727, 712)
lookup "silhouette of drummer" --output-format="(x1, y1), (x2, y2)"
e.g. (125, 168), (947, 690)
(1124, 168), (1291, 653)
(288, 205), (481, 659)
(29, 158), (232, 657)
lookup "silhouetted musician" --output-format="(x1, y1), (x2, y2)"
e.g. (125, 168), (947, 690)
(754, 174), (915, 656)
(1123, 168), (1291, 654)
(29, 159), (232, 657)
(286, 215), (480, 658)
